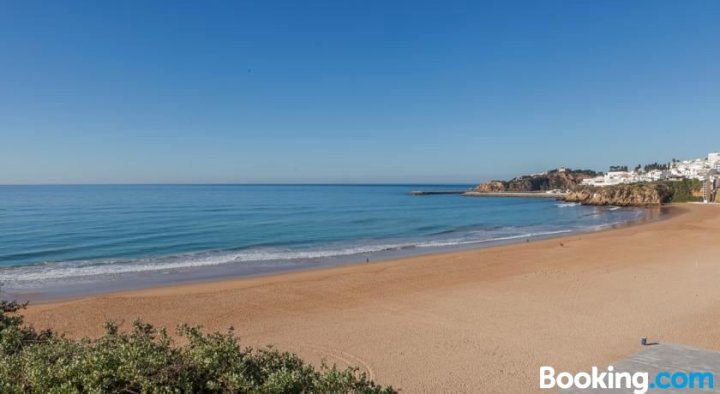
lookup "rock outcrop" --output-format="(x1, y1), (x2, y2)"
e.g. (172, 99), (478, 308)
(562, 184), (673, 206)
(474, 181), (506, 193)
(475, 169), (599, 193)
(474, 169), (704, 206)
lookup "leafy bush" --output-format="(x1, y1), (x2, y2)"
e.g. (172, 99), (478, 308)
(0, 300), (396, 393)
(661, 179), (704, 202)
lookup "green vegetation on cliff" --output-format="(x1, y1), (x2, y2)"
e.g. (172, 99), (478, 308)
(0, 299), (396, 394)
(662, 179), (704, 203)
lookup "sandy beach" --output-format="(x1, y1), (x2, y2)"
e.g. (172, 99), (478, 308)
(22, 204), (720, 393)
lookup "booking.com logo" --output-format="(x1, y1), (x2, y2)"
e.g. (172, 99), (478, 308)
(540, 366), (714, 393)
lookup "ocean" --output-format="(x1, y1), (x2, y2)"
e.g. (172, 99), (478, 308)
(0, 184), (650, 299)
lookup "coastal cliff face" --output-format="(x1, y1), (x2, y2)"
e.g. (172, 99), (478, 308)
(475, 169), (598, 192)
(474, 170), (705, 206)
(562, 184), (673, 206)
(475, 181), (507, 192)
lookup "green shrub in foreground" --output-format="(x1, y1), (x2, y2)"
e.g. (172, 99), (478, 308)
(0, 300), (396, 393)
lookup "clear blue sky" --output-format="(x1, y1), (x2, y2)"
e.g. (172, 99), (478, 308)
(1, 1), (718, 184)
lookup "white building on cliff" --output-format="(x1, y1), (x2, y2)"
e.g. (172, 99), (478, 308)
(581, 151), (720, 187)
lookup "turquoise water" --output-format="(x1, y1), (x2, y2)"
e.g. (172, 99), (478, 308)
(0, 185), (647, 299)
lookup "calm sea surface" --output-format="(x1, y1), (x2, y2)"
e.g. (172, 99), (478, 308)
(0, 185), (648, 299)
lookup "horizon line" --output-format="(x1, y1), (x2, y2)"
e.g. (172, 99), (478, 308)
(0, 182), (479, 187)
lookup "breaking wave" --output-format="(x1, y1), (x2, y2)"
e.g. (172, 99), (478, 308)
(0, 229), (573, 284)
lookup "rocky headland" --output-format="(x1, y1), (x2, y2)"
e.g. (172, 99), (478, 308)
(472, 170), (704, 206)
(474, 169), (598, 193)
(562, 184), (672, 206)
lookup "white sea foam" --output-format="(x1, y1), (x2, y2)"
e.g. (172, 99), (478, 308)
(416, 230), (572, 248)
(0, 229), (573, 284)
(555, 202), (580, 208)
(0, 244), (405, 283)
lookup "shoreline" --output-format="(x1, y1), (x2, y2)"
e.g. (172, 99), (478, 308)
(22, 204), (720, 393)
(11, 205), (660, 304)
(20, 205), (676, 307)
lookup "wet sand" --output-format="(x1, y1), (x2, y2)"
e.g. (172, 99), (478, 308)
(23, 204), (720, 393)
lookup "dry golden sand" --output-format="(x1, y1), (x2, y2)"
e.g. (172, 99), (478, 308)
(24, 204), (720, 393)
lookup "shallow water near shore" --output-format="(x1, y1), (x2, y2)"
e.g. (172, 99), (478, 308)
(0, 184), (653, 300)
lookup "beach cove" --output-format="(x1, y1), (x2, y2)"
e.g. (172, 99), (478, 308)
(0, 184), (645, 300)
(23, 204), (720, 392)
